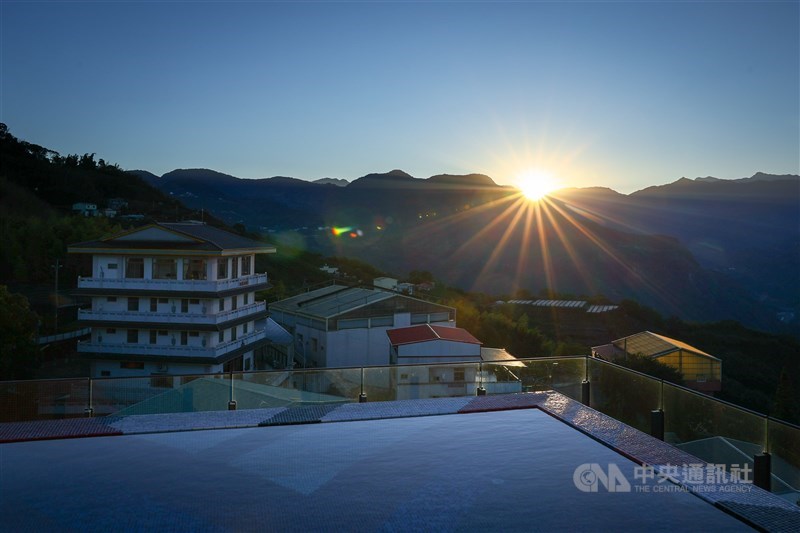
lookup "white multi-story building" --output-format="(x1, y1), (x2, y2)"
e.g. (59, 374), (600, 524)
(69, 222), (278, 378)
(269, 284), (457, 368)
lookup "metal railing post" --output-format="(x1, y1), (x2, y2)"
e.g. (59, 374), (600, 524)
(476, 362), (486, 396)
(85, 377), (94, 417)
(359, 367), (367, 402)
(228, 370), (237, 410)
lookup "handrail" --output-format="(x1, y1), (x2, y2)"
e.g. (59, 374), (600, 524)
(2, 354), (798, 430)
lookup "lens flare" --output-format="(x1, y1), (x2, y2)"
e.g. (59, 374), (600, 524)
(331, 226), (352, 236)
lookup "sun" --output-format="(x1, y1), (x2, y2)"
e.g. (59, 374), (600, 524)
(515, 170), (559, 201)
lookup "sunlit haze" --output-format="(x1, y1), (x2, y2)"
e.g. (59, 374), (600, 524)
(515, 170), (560, 201)
(1, 2), (798, 193)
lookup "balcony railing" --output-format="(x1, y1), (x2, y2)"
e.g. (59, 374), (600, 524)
(76, 329), (266, 359)
(78, 301), (267, 326)
(1, 356), (798, 498)
(76, 273), (268, 293)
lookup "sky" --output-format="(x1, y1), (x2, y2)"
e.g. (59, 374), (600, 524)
(1, 1), (798, 193)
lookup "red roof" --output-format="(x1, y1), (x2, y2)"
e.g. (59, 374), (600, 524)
(386, 324), (482, 346)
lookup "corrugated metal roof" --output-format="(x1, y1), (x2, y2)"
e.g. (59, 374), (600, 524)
(480, 347), (525, 367)
(263, 318), (293, 345)
(387, 324), (481, 346)
(271, 285), (394, 319)
(611, 331), (717, 360)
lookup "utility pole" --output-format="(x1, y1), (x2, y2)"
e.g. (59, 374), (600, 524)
(52, 259), (62, 333)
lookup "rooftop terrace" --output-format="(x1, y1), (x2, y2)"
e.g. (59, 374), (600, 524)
(2, 357), (799, 531)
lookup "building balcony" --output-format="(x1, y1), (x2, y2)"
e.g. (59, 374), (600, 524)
(75, 273), (268, 296)
(78, 301), (267, 328)
(77, 329), (267, 362)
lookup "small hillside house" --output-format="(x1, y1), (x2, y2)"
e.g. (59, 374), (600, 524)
(591, 331), (722, 393)
(386, 324), (522, 399)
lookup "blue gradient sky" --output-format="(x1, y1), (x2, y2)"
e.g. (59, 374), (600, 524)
(2, 1), (798, 193)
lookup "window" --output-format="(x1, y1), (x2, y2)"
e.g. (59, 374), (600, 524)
(105, 328), (116, 334)
(231, 328), (237, 341)
(454, 368), (465, 382)
(339, 318), (368, 329)
(107, 296), (117, 303)
(231, 295), (238, 311)
(217, 258), (228, 279)
(241, 255), (251, 276)
(429, 312), (451, 323)
(127, 330), (138, 343)
(219, 298), (225, 311)
(180, 332), (188, 345)
(150, 298), (158, 312)
(310, 337), (317, 351)
(218, 331), (225, 343)
(125, 257), (144, 279)
(370, 316), (394, 327)
(120, 361), (144, 369)
(150, 376), (171, 388)
(127, 297), (139, 312)
(233, 257), (240, 278)
(181, 299), (189, 313)
(149, 330), (157, 344)
(183, 258), (207, 280)
(410, 314), (428, 324)
(243, 322), (248, 334)
(153, 258), (177, 279)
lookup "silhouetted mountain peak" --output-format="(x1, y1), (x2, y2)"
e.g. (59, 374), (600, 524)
(127, 170), (161, 184)
(313, 178), (349, 187)
(746, 172), (799, 182)
(427, 173), (498, 188)
(259, 176), (315, 187)
(348, 170), (422, 188)
(161, 168), (241, 185)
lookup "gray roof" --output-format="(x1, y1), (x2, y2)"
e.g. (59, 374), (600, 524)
(271, 285), (394, 319)
(159, 223), (270, 251)
(69, 222), (275, 254)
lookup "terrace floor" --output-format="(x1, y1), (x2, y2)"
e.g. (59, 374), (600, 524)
(1, 392), (799, 531)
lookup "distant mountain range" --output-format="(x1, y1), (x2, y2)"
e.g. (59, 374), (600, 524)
(131, 168), (799, 333)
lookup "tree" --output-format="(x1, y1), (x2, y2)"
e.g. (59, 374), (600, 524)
(617, 353), (684, 384)
(0, 285), (40, 380)
(408, 270), (433, 284)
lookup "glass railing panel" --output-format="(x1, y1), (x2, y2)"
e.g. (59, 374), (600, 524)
(663, 382), (767, 482)
(0, 378), (89, 422)
(362, 366), (396, 402)
(587, 359), (661, 433)
(236, 368), (361, 408)
(482, 362), (525, 396)
(91, 373), (217, 416)
(766, 418), (800, 495)
(363, 362), (483, 401)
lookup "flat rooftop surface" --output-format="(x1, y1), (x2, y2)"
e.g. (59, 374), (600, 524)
(1, 407), (749, 532)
